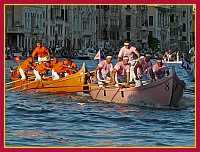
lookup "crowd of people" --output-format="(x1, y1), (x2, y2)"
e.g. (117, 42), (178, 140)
(11, 40), (171, 87)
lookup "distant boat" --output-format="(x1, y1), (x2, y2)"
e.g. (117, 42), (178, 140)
(77, 54), (90, 60)
(77, 49), (91, 60)
(162, 52), (182, 64)
(90, 67), (185, 107)
(162, 60), (182, 64)
(182, 57), (195, 82)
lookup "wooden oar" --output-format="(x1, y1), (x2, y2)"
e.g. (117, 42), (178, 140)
(6, 76), (36, 85)
(6, 75), (52, 91)
(6, 80), (37, 91)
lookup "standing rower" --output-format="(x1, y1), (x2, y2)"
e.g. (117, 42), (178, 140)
(32, 40), (50, 63)
(117, 40), (140, 82)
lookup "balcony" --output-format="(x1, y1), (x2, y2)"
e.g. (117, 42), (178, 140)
(142, 39), (148, 43)
(110, 25), (119, 30)
(31, 27), (43, 35)
(125, 25), (131, 30)
(82, 31), (93, 36)
(53, 17), (64, 26)
(7, 27), (24, 34)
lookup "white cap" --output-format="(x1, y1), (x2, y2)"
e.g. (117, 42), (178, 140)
(145, 53), (152, 57)
(124, 42), (129, 46)
(123, 56), (129, 60)
(157, 59), (162, 62)
(106, 56), (112, 58)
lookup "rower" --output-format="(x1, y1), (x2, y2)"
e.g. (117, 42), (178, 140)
(117, 40), (140, 82)
(15, 57), (36, 80)
(153, 59), (169, 80)
(32, 40), (50, 63)
(51, 59), (66, 80)
(94, 56), (114, 83)
(113, 56), (130, 86)
(133, 53), (155, 87)
(63, 58), (78, 74)
(33, 61), (51, 81)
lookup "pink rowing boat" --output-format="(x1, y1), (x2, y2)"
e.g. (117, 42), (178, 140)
(89, 68), (186, 107)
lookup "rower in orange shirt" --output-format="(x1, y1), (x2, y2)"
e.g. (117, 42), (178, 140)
(50, 57), (58, 68)
(33, 62), (51, 81)
(32, 40), (50, 63)
(63, 58), (78, 75)
(14, 57), (36, 80)
(51, 60), (66, 80)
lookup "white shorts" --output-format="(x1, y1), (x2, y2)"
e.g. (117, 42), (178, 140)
(38, 57), (48, 63)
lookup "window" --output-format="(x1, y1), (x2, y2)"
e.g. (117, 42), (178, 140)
(182, 36), (186, 41)
(96, 16), (98, 24)
(149, 31), (153, 37)
(65, 9), (67, 21)
(126, 5), (131, 9)
(182, 23), (186, 32)
(46, 26), (48, 35)
(127, 32), (130, 40)
(61, 9), (64, 20)
(170, 14), (174, 22)
(149, 16), (153, 26)
(126, 15), (131, 27)
(183, 11), (186, 17)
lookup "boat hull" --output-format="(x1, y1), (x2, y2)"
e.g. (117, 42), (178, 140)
(90, 70), (185, 107)
(9, 63), (89, 93)
(77, 56), (90, 60)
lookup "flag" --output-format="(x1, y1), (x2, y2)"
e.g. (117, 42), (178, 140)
(14, 55), (20, 63)
(94, 50), (101, 60)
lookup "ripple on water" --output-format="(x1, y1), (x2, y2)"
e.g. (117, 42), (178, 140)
(5, 59), (195, 147)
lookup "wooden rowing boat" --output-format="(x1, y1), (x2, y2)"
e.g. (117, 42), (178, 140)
(89, 67), (186, 107)
(9, 62), (89, 92)
(162, 60), (182, 64)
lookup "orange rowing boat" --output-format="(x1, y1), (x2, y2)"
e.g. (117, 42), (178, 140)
(8, 62), (89, 93)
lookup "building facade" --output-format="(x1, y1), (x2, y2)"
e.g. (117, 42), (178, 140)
(5, 5), (195, 53)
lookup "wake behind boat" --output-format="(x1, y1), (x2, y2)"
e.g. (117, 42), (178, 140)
(8, 62), (89, 93)
(89, 67), (186, 107)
